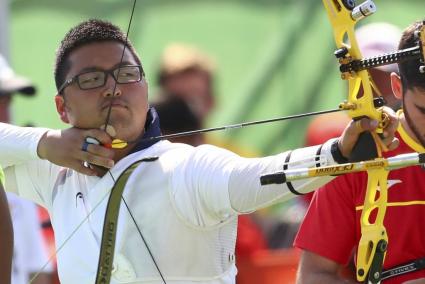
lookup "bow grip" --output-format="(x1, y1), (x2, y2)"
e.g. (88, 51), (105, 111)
(349, 131), (378, 162)
(349, 97), (388, 162)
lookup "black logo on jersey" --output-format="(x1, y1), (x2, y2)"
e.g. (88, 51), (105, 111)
(75, 192), (83, 207)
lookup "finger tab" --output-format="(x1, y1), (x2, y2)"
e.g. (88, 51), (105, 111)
(100, 124), (117, 137)
(111, 139), (128, 149)
(85, 137), (100, 145)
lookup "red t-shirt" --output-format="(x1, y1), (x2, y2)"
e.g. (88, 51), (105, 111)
(294, 127), (425, 283)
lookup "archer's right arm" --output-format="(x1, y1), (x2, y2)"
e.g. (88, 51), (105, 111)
(0, 123), (113, 201)
(0, 123), (114, 175)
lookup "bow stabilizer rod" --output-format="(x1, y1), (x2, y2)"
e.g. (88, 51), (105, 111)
(260, 152), (425, 185)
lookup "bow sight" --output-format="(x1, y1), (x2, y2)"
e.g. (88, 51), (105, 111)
(337, 23), (425, 75)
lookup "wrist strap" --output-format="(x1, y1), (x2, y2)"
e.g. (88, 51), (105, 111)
(331, 139), (349, 164)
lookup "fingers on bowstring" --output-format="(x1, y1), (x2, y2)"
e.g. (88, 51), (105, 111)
(80, 136), (115, 168)
(83, 129), (113, 146)
(81, 141), (114, 160)
(72, 129), (115, 172)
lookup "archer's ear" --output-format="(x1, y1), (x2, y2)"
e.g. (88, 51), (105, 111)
(390, 72), (403, 100)
(55, 95), (70, 124)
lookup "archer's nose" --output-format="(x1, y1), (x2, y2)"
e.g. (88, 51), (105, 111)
(102, 75), (122, 98)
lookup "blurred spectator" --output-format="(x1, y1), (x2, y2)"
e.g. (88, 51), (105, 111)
(157, 43), (215, 121)
(0, 53), (54, 284)
(0, 54), (35, 122)
(151, 93), (204, 146)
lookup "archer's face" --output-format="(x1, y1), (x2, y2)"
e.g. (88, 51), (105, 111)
(369, 68), (401, 110)
(55, 41), (148, 143)
(402, 86), (425, 144)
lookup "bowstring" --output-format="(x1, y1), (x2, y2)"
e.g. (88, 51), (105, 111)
(101, 0), (166, 282)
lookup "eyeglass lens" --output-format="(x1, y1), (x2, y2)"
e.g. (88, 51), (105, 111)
(77, 66), (141, 90)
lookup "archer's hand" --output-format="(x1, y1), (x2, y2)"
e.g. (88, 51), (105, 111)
(37, 128), (115, 176)
(338, 107), (399, 159)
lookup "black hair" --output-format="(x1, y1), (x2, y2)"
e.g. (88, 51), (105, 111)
(54, 18), (141, 91)
(398, 20), (425, 91)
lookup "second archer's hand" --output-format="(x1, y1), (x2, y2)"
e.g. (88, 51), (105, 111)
(338, 106), (400, 159)
(37, 128), (115, 176)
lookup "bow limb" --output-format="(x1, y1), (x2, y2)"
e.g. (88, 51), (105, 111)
(357, 20), (425, 280)
(323, 0), (383, 128)
(357, 167), (389, 283)
(322, 1), (389, 283)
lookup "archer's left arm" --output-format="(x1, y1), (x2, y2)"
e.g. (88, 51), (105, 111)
(228, 110), (399, 214)
(170, 112), (399, 225)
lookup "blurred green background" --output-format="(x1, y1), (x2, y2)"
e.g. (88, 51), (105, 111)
(8, 0), (425, 155)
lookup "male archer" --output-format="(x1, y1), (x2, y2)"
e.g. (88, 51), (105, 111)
(295, 20), (425, 284)
(0, 19), (398, 283)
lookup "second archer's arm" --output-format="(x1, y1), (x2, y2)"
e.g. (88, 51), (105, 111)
(0, 171), (13, 284)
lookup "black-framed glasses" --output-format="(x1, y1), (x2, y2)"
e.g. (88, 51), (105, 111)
(57, 65), (145, 94)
